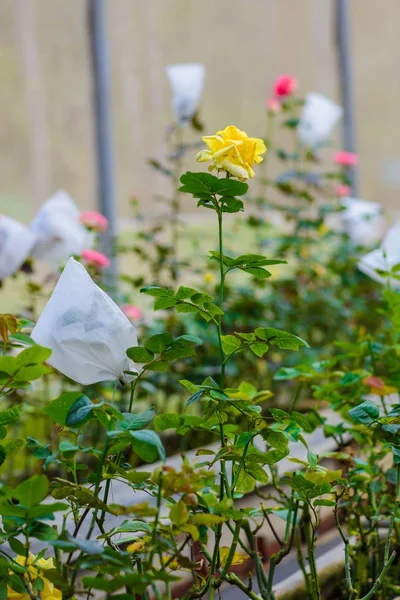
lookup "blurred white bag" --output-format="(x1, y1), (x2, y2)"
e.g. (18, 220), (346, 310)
(358, 222), (400, 288)
(297, 92), (343, 147)
(166, 63), (205, 124)
(30, 190), (90, 268)
(31, 258), (139, 385)
(341, 197), (384, 247)
(0, 215), (37, 280)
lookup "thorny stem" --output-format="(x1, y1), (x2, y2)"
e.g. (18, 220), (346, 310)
(266, 497), (299, 599)
(148, 471), (164, 567)
(303, 502), (320, 600)
(334, 489), (357, 599)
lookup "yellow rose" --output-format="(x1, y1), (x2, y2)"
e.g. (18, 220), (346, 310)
(196, 125), (266, 180)
(127, 540), (146, 554)
(7, 553), (62, 600)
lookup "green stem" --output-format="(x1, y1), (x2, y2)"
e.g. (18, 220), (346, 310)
(266, 498), (299, 599)
(230, 434), (256, 495)
(217, 209), (226, 389)
(148, 471), (164, 567)
(303, 503), (320, 600)
(225, 573), (262, 600)
(215, 518), (243, 586)
(358, 552), (396, 600)
(289, 382), (303, 413)
(334, 491), (357, 598)
(242, 520), (269, 599)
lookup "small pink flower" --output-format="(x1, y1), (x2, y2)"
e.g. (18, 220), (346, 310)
(335, 184), (351, 197)
(266, 97), (281, 113)
(334, 151), (358, 167)
(273, 75), (298, 98)
(121, 304), (143, 321)
(80, 211), (108, 232)
(81, 249), (110, 269)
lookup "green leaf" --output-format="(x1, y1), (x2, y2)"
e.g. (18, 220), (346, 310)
(2, 438), (26, 457)
(118, 408), (155, 431)
(15, 474), (49, 508)
(154, 413), (182, 431)
(174, 334), (202, 347)
(27, 502), (69, 519)
(146, 360), (169, 372)
(162, 347), (196, 362)
(176, 286), (198, 300)
(255, 328), (309, 351)
(0, 404), (22, 427)
(15, 345), (52, 367)
(262, 430), (288, 452)
(170, 500), (188, 526)
(0, 356), (17, 375)
(8, 537), (26, 556)
(144, 333), (173, 353)
(179, 172), (248, 199)
(114, 519), (152, 534)
(291, 411), (313, 433)
(29, 522), (58, 541)
(126, 346), (154, 363)
(130, 430), (166, 462)
(221, 197), (244, 213)
(221, 335), (242, 356)
(44, 392), (89, 426)
(0, 445), (5, 467)
(313, 499), (335, 507)
(349, 401), (380, 425)
(66, 396), (95, 427)
(14, 364), (51, 381)
(249, 342), (269, 357)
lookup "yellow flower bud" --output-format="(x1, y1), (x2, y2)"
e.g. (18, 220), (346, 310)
(204, 271), (215, 284)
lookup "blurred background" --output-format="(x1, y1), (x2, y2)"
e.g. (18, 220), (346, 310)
(1, 0), (399, 220)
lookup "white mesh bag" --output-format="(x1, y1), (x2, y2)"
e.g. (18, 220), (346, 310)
(30, 190), (90, 268)
(0, 215), (37, 280)
(297, 92), (343, 147)
(341, 197), (384, 247)
(166, 63), (205, 124)
(31, 258), (139, 385)
(358, 222), (400, 288)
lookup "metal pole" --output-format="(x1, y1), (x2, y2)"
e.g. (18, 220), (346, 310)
(88, 0), (118, 295)
(336, 0), (359, 196)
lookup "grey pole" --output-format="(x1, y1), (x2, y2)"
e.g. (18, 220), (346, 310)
(88, 0), (118, 295)
(335, 0), (359, 196)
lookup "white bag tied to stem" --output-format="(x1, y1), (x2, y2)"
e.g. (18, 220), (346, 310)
(0, 215), (37, 280)
(297, 92), (343, 148)
(358, 222), (400, 288)
(31, 258), (139, 385)
(166, 63), (205, 124)
(341, 197), (384, 247)
(30, 190), (90, 268)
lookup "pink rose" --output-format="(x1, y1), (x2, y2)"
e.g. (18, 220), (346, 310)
(121, 304), (143, 321)
(81, 249), (110, 269)
(80, 211), (108, 232)
(335, 184), (351, 197)
(273, 75), (297, 98)
(266, 97), (280, 113)
(334, 151), (358, 167)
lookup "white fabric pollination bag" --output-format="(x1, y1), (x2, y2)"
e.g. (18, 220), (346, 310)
(166, 63), (205, 124)
(0, 215), (37, 280)
(297, 92), (343, 148)
(341, 197), (384, 247)
(30, 190), (90, 268)
(358, 222), (400, 288)
(31, 258), (139, 385)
